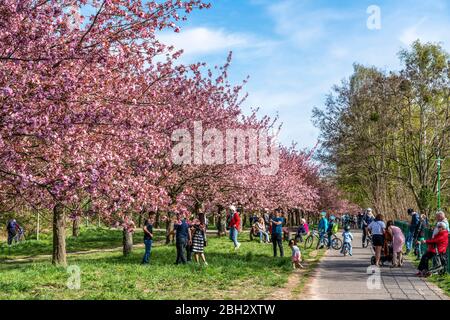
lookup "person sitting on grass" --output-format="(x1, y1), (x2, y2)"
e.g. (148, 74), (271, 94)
(142, 214), (155, 265)
(416, 222), (448, 277)
(340, 225), (353, 256)
(289, 239), (304, 269)
(191, 220), (208, 266)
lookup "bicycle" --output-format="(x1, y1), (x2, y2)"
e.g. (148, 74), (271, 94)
(12, 228), (25, 244)
(304, 229), (342, 250)
(342, 242), (351, 256)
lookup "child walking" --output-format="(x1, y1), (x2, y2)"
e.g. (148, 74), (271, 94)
(341, 226), (353, 256)
(289, 240), (304, 269)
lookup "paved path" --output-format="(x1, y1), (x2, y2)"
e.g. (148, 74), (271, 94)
(301, 230), (448, 300)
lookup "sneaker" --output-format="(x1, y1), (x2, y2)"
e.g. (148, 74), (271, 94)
(235, 243), (241, 250)
(204, 262), (208, 266)
(415, 271), (423, 277)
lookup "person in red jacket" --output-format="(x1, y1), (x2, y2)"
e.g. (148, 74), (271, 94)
(228, 205), (241, 250)
(416, 222), (448, 277)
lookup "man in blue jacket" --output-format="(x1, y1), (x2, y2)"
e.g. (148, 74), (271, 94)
(318, 212), (328, 249)
(405, 208), (420, 255)
(174, 213), (192, 265)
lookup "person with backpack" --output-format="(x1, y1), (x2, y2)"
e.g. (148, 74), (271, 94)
(228, 205), (241, 250)
(405, 208), (420, 254)
(6, 219), (19, 245)
(326, 215), (338, 250)
(318, 212), (328, 249)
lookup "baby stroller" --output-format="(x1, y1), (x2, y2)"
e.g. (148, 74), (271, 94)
(370, 235), (404, 266)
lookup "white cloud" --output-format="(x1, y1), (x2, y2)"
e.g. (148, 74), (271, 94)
(158, 27), (252, 56)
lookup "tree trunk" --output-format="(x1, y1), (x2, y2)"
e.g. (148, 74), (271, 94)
(52, 203), (67, 267)
(72, 217), (80, 237)
(123, 228), (133, 256)
(155, 209), (160, 228)
(165, 212), (173, 245)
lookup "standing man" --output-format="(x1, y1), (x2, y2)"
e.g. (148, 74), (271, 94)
(263, 209), (271, 233)
(142, 214), (155, 265)
(228, 205), (241, 250)
(405, 208), (420, 255)
(174, 213), (192, 265)
(318, 212), (328, 249)
(270, 209), (285, 257)
(6, 219), (19, 245)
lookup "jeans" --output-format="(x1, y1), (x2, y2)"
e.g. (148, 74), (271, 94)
(318, 231), (326, 248)
(418, 251), (436, 272)
(341, 242), (352, 255)
(230, 227), (239, 247)
(272, 233), (284, 257)
(259, 231), (269, 242)
(295, 232), (307, 242)
(176, 237), (188, 264)
(7, 231), (16, 245)
(327, 233), (333, 248)
(142, 239), (153, 264)
(406, 228), (417, 251)
(362, 227), (368, 245)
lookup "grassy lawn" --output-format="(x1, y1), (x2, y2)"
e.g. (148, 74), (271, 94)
(0, 228), (324, 299)
(0, 226), (165, 260)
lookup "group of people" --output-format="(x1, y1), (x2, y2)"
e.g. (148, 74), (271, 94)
(141, 212), (209, 266)
(140, 205), (449, 277)
(359, 207), (449, 276)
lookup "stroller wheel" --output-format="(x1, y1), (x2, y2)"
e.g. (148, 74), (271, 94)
(370, 256), (376, 265)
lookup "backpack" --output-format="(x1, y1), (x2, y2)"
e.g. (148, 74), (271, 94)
(226, 213), (232, 230)
(332, 222), (339, 234)
(7, 220), (16, 232)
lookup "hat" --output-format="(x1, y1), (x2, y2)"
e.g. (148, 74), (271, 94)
(367, 208), (372, 212)
(321, 212), (327, 216)
(229, 205), (236, 212)
(437, 222), (446, 229)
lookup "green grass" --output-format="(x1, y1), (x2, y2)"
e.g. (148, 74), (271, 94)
(0, 229), (324, 300)
(0, 226), (164, 260)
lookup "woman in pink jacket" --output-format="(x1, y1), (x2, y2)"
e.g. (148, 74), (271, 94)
(386, 221), (405, 267)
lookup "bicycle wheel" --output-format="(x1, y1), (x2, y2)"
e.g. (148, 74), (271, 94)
(332, 237), (342, 250)
(304, 235), (314, 249)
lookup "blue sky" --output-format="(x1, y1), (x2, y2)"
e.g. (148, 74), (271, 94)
(160, 0), (450, 149)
